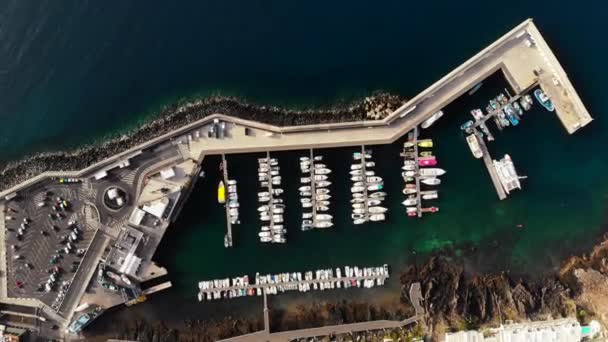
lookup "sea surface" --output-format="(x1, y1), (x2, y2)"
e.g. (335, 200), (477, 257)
(1, 0), (607, 330)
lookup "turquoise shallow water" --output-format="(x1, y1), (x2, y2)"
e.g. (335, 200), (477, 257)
(1, 0), (607, 325)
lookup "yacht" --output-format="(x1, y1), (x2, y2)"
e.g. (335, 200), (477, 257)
(493, 154), (524, 194)
(419, 168), (446, 177)
(421, 110), (444, 129)
(466, 134), (483, 159)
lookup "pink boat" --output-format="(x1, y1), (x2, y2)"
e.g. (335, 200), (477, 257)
(419, 158), (437, 166)
(407, 211), (417, 217)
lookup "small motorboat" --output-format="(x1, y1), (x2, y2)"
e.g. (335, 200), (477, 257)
(402, 198), (417, 206)
(403, 188), (417, 195)
(534, 89), (555, 112)
(421, 207), (439, 213)
(421, 178), (441, 186)
(419, 168), (446, 177)
(419, 158), (437, 167)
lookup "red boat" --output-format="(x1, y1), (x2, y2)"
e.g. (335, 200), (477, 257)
(407, 212), (417, 217)
(421, 207), (439, 213)
(419, 158), (438, 166)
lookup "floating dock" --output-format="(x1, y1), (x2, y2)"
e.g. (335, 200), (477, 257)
(221, 154), (233, 248)
(475, 129), (507, 200)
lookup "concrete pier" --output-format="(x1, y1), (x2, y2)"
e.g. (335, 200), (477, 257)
(221, 154), (233, 248)
(476, 130), (507, 200)
(412, 128), (423, 218)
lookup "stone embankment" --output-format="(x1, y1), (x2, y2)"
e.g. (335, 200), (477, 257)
(0, 92), (405, 192)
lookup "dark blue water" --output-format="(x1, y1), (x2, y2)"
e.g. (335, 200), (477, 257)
(1, 0), (607, 328)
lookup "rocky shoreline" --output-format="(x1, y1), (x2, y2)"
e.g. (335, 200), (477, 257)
(86, 233), (608, 341)
(0, 92), (405, 192)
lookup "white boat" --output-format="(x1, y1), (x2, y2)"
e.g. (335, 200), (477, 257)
(260, 237), (272, 243)
(273, 204), (285, 209)
(370, 192), (386, 198)
(403, 188), (417, 195)
(353, 153), (371, 160)
(369, 206), (387, 214)
(351, 213), (365, 219)
(351, 198), (364, 203)
(366, 176), (383, 183)
(351, 176), (363, 181)
(316, 205), (329, 211)
(353, 219), (366, 224)
(261, 226), (271, 231)
(302, 213), (313, 219)
(303, 220), (313, 226)
(273, 208), (284, 214)
(316, 181), (331, 187)
(270, 170), (279, 176)
(273, 237), (286, 243)
(300, 191), (311, 196)
(353, 193), (365, 198)
(260, 215), (270, 221)
(317, 200), (330, 206)
(300, 198), (311, 203)
(352, 203), (365, 209)
(367, 184), (383, 191)
(466, 134), (483, 159)
(406, 207), (417, 213)
(353, 208), (366, 214)
(314, 175), (328, 181)
(316, 214), (333, 221)
(258, 197), (270, 202)
(422, 193), (438, 200)
(353, 181), (364, 187)
(421, 110), (444, 129)
(316, 194), (331, 201)
(259, 232), (271, 238)
(257, 206), (269, 212)
(419, 168), (446, 177)
(402, 171), (416, 177)
(273, 188), (284, 195)
(316, 188), (330, 194)
(365, 171), (375, 176)
(351, 186), (365, 193)
(315, 221), (333, 228)
(350, 164), (362, 170)
(302, 202), (312, 208)
(258, 192), (270, 197)
(315, 168), (331, 175)
(299, 156), (310, 161)
(366, 162), (375, 167)
(314, 163), (327, 169)
(402, 164), (416, 171)
(298, 186), (311, 192)
(493, 154), (523, 194)
(369, 214), (385, 221)
(403, 160), (416, 165)
(402, 198), (417, 206)
(421, 178), (441, 186)
(349, 170), (362, 176)
(367, 199), (381, 206)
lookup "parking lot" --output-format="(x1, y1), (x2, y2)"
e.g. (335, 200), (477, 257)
(4, 181), (96, 311)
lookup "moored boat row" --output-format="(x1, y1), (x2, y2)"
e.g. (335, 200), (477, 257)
(350, 148), (387, 224)
(258, 156), (286, 244)
(300, 153), (334, 230)
(402, 130), (441, 217)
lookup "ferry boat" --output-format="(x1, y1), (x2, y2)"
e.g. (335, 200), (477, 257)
(534, 89), (555, 111)
(218, 181), (226, 204)
(421, 110), (444, 129)
(493, 154), (524, 194)
(466, 134), (483, 159)
(419, 168), (446, 177)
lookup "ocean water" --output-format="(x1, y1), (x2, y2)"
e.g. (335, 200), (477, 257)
(1, 0), (607, 327)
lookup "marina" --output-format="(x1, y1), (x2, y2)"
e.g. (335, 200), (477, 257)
(258, 152), (286, 244)
(197, 264), (390, 301)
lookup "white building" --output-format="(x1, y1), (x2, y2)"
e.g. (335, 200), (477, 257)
(445, 318), (584, 342)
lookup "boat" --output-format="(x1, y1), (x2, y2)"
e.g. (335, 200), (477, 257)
(422, 193), (438, 200)
(466, 134), (483, 159)
(402, 164), (416, 171)
(353, 208), (366, 214)
(301, 177), (311, 183)
(402, 171), (416, 178)
(316, 181), (331, 187)
(353, 219), (366, 224)
(513, 101), (524, 116)
(369, 192), (386, 198)
(406, 207), (417, 213)
(302, 212), (313, 219)
(300, 156), (310, 161)
(367, 176), (383, 183)
(218, 181), (226, 204)
(258, 196), (270, 202)
(421, 207), (439, 213)
(403, 160), (416, 165)
(470, 108), (484, 121)
(315, 168), (331, 175)
(419, 159), (437, 166)
(350, 164), (362, 170)
(493, 154), (524, 194)
(402, 198), (417, 206)
(317, 200), (330, 206)
(460, 120), (474, 131)
(352, 203), (364, 209)
(353, 192), (365, 198)
(260, 237), (272, 243)
(369, 214), (385, 221)
(367, 199), (381, 206)
(421, 110), (444, 129)
(419, 151), (433, 157)
(273, 188), (284, 195)
(312, 175), (328, 182)
(316, 194), (331, 201)
(314, 155), (323, 161)
(534, 89), (555, 112)
(302, 202), (312, 208)
(418, 139), (433, 148)
(315, 221), (333, 229)
(351, 176), (363, 181)
(351, 186), (364, 193)
(407, 211), (417, 217)
(468, 82), (483, 95)
(259, 232), (271, 238)
(316, 188), (330, 194)
(317, 205), (329, 211)
(300, 198), (311, 203)
(349, 170), (362, 176)
(421, 178), (441, 186)
(419, 168), (446, 177)
(366, 162), (375, 167)
(300, 191), (311, 196)
(298, 186), (311, 192)
(367, 184), (383, 191)
(369, 206), (387, 214)
(351, 198), (364, 204)
(520, 94), (533, 111)
(402, 188), (417, 195)
(316, 214), (333, 221)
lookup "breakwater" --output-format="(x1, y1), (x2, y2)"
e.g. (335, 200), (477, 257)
(0, 92), (405, 192)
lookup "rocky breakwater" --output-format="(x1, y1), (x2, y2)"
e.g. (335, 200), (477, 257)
(0, 92), (406, 192)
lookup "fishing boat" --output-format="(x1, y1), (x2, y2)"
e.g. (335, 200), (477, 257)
(217, 181), (226, 204)
(402, 198), (417, 206)
(316, 181), (331, 187)
(421, 110), (444, 129)
(421, 207), (439, 213)
(466, 134), (483, 159)
(421, 178), (441, 186)
(534, 89), (555, 111)
(402, 188), (417, 195)
(315, 168), (331, 175)
(369, 214), (385, 222)
(419, 168), (446, 177)
(418, 139), (433, 148)
(369, 207), (388, 214)
(419, 159), (437, 166)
